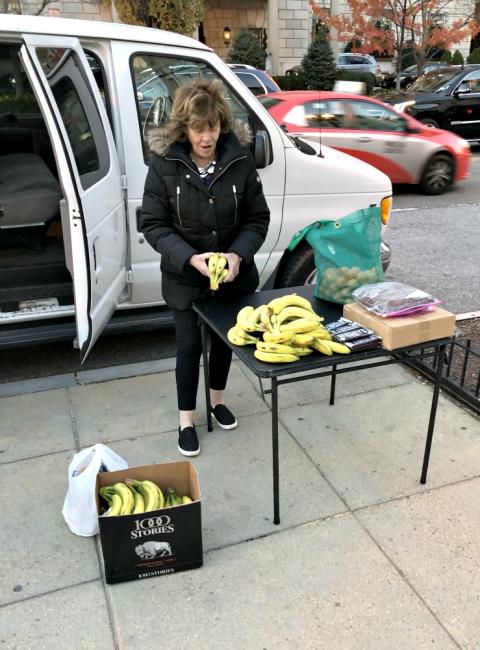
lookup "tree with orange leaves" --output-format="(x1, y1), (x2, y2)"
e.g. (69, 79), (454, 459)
(309, 0), (480, 89)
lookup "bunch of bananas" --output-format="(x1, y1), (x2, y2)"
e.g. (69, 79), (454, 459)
(164, 486), (192, 507)
(99, 479), (193, 517)
(227, 293), (351, 363)
(208, 253), (228, 291)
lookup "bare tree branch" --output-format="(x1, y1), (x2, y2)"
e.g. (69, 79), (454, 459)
(34, 0), (58, 15)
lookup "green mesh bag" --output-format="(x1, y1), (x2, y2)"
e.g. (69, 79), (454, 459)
(288, 207), (384, 305)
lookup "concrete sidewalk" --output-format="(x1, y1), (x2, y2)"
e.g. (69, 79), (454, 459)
(1, 358), (480, 649)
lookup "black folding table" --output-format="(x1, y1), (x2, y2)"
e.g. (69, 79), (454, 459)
(193, 286), (451, 525)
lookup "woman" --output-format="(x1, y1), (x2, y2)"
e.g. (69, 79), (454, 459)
(140, 79), (270, 457)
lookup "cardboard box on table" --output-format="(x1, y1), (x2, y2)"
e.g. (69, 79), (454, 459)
(96, 461), (202, 584)
(343, 303), (456, 350)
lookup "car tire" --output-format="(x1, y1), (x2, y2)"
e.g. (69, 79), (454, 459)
(420, 153), (454, 195)
(420, 117), (440, 128)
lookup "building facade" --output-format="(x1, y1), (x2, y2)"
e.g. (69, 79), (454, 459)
(10, 0), (313, 74)
(6, 0), (477, 75)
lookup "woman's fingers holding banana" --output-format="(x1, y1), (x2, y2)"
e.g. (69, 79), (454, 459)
(189, 252), (214, 277)
(220, 252), (241, 282)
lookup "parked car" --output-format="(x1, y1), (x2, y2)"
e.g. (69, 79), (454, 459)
(285, 65), (303, 77)
(135, 69), (170, 120)
(383, 64), (480, 144)
(0, 14), (392, 353)
(227, 63), (281, 95)
(337, 53), (383, 85)
(259, 90), (471, 194)
(382, 61), (447, 89)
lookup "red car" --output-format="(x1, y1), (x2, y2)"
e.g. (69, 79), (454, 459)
(259, 90), (471, 195)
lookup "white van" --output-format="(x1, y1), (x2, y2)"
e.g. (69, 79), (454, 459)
(0, 15), (392, 359)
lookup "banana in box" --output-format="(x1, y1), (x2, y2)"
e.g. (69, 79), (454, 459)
(96, 461), (202, 584)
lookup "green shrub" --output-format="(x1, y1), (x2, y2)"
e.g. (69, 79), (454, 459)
(275, 70), (375, 94)
(372, 87), (396, 97)
(274, 74), (307, 90)
(452, 50), (464, 65)
(467, 47), (480, 64)
(301, 24), (337, 90)
(0, 94), (38, 114)
(335, 70), (374, 95)
(227, 28), (266, 69)
(440, 50), (453, 63)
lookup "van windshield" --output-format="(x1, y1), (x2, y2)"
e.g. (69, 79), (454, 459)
(131, 54), (253, 161)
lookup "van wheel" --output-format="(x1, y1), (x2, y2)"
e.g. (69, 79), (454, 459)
(420, 117), (440, 128)
(275, 238), (392, 288)
(275, 243), (316, 288)
(420, 153), (454, 195)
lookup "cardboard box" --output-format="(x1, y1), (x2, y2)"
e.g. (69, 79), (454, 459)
(96, 461), (202, 584)
(343, 303), (455, 350)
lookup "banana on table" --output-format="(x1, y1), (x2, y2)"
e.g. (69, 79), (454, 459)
(227, 293), (350, 363)
(99, 480), (193, 517)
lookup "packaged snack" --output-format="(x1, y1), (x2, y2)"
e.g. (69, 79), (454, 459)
(326, 317), (352, 331)
(334, 327), (374, 342)
(327, 319), (378, 344)
(352, 281), (441, 317)
(344, 334), (382, 351)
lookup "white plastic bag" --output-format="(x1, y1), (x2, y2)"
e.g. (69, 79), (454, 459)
(62, 443), (128, 537)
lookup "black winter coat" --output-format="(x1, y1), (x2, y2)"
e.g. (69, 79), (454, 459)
(140, 130), (270, 310)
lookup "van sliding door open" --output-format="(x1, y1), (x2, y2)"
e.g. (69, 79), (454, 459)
(20, 35), (127, 361)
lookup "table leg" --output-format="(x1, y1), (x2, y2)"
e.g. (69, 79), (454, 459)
(420, 344), (446, 484)
(271, 376), (280, 525)
(330, 363), (337, 406)
(201, 321), (213, 432)
(258, 377), (266, 402)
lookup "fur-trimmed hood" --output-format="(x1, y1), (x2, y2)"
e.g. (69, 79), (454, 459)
(148, 118), (253, 157)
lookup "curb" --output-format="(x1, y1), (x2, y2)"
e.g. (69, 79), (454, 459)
(0, 357), (177, 398)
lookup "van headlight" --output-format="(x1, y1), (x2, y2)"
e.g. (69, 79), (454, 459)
(380, 196), (392, 225)
(393, 100), (415, 114)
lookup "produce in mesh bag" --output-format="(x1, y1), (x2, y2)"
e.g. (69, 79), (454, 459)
(317, 265), (381, 304)
(352, 281), (441, 317)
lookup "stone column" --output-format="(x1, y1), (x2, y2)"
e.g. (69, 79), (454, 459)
(268, 0), (280, 75)
(329, 0), (340, 60)
(277, 0), (310, 75)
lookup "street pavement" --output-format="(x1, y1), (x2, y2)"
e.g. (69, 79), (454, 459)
(1, 356), (480, 649)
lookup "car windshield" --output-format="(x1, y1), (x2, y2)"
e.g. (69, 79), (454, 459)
(408, 69), (458, 92)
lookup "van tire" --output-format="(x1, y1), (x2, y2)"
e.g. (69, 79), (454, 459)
(275, 243), (316, 288)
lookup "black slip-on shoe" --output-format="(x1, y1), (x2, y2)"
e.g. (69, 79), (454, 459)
(178, 425), (200, 456)
(211, 404), (238, 430)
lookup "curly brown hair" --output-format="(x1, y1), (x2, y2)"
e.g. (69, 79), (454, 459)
(166, 79), (233, 144)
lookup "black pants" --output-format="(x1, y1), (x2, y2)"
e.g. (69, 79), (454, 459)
(173, 308), (232, 411)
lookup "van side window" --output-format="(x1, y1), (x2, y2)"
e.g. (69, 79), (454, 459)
(36, 47), (110, 190)
(85, 51), (113, 127)
(52, 77), (100, 175)
(131, 54), (252, 162)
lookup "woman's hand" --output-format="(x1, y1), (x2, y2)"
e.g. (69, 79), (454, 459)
(221, 251), (242, 282)
(189, 252), (215, 278)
